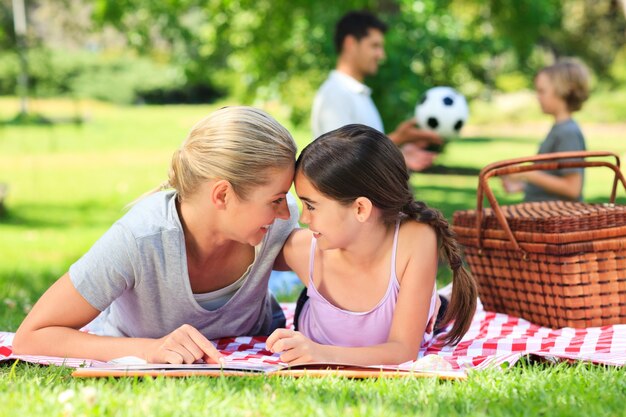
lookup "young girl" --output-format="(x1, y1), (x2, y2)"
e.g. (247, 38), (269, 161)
(267, 124), (477, 366)
(503, 59), (590, 201)
(13, 106), (299, 364)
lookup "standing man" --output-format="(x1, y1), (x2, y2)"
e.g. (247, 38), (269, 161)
(312, 10), (441, 171)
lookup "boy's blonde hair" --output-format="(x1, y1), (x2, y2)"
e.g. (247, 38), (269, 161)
(166, 106), (296, 201)
(538, 59), (590, 112)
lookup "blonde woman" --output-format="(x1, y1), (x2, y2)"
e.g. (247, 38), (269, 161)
(13, 106), (298, 364)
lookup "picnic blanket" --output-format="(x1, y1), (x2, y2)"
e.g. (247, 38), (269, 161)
(2, 300), (625, 371)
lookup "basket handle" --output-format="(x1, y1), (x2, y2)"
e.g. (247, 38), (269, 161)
(475, 151), (626, 257)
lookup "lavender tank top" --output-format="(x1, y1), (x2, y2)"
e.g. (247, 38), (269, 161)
(298, 220), (438, 348)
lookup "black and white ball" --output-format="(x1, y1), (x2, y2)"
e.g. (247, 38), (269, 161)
(415, 87), (469, 139)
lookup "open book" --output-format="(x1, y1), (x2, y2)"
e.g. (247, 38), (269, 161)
(71, 355), (466, 380)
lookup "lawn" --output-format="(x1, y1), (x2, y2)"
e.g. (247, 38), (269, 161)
(1, 96), (626, 416)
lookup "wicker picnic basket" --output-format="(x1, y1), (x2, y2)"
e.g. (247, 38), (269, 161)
(453, 151), (626, 328)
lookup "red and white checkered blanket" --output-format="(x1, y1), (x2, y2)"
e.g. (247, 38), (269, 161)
(2, 301), (625, 370)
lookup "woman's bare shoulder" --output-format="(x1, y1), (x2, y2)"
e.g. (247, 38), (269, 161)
(282, 228), (315, 273)
(286, 228), (314, 247)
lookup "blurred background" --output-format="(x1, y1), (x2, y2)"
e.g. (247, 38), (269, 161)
(1, 0), (626, 326)
(2, 0), (626, 125)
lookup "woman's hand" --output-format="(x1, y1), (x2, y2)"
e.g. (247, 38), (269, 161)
(145, 324), (225, 364)
(266, 329), (327, 365)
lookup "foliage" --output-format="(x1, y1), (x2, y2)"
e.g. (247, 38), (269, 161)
(486, 0), (562, 63)
(2, 1), (626, 124)
(539, 0), (626, 82)
(90, 0), (378, 122)
(88, 0), (626, 127)
(0, 48), (187, 103)
(0, 0), (16, 51)
(371, 0), (507, 128)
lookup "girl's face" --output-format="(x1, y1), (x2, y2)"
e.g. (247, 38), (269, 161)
(228, 165), (294, 246)
(295, 171), (359, 250)
(535, 72), (566, 116)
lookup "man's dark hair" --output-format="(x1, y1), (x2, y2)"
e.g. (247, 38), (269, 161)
(334, 10), (387, 54)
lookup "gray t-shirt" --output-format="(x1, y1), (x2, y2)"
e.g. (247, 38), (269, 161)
(524, 119), (586, 202)
(69, 190), (299, 339)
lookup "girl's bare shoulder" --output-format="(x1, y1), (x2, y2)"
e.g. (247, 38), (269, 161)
(398, 219), (437, 247)
(395, 220), (438, 280)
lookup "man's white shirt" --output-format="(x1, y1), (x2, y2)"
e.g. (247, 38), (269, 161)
(311, 70), (384, 139)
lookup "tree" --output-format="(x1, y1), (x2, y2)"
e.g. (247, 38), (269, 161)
(8, 0), (626, 127)
(539, 0), (626, 82)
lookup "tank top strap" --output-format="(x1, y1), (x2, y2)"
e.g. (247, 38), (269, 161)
(308, 235), (317, 282)
(390, 218), (401, 279)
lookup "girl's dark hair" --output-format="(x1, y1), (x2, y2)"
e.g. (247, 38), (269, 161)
(297, 124), (477, 346)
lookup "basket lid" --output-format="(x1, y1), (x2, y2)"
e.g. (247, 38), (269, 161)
(453, 201), (626, 234)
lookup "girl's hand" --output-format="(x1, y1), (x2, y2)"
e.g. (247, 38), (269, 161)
(266, 329), (326, 365)
(145, 324), (224, 364)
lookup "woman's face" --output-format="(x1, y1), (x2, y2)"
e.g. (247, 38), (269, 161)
(228, 165), (295, 246)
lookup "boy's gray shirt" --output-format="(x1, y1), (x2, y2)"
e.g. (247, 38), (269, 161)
(524, 119), (586, 202)
(70, 190), (298, 339)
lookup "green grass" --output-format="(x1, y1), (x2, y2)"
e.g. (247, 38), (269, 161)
(2, 95), (626, 416)
(470, 89), (626, 125)
(1, 361), (626, 417)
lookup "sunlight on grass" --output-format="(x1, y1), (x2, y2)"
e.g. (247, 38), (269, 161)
(1, 361), (625, 417)
(470, 89), (626, 125)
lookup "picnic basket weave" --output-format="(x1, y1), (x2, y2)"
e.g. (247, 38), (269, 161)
(453, 151), (626, 328)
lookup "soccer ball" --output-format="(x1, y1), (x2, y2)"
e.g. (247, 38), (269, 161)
(415, 86), (469, 139)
